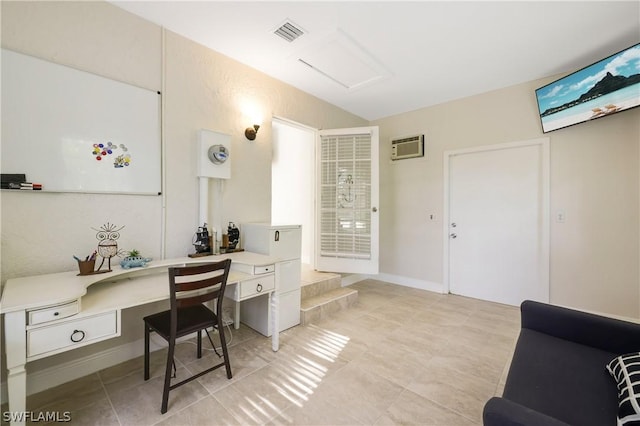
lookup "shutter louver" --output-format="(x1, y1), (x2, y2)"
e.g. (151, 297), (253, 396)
(319, 133), (372, 260)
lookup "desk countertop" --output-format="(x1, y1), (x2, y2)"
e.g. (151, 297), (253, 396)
(1, 252), (278, 313)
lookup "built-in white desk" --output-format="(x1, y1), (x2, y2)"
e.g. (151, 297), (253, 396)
(1, 252), (280, 424)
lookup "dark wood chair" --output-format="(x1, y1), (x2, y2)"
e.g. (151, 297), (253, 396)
(143, 259), (233, 413)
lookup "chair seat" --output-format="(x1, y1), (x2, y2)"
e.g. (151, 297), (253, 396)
(144, 304), (218, 340)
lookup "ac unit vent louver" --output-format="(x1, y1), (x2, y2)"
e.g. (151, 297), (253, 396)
(274, 21), (304, 42)
(391, 134), (424, 160)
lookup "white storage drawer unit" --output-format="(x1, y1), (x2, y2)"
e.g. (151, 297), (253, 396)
(278, 259), (301, 293)
(278, 289), (301, 332)
(242, 223), (301, 260)
(27, 310), (119, 359)
(241, 288), (301, 337)
(241, 223), (302, 334)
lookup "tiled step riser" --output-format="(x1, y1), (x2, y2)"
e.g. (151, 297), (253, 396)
(301, 276), (341, 299)
(301, 291), (358, 325)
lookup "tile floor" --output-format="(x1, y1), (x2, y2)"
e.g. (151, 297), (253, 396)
(5, 279), (521, 425)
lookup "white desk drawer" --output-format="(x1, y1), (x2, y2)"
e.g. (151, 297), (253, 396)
(239, 275), (275, 299)
(231, 263), (275, 275)
(27, 311), (118, 358)
(253, 264), (275, 275)
(28, 300), (79, 325)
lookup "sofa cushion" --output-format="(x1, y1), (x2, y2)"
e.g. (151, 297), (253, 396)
(606, 352), (640, 425)
(503, 329), (618, 426)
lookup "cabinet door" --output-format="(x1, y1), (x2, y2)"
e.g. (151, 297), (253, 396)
(268, 228), (301, 259)
(277, 259), (301, 293)
(279, 289), (301, 331)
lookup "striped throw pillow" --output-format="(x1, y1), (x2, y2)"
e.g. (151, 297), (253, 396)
(607, 352), (640, 426)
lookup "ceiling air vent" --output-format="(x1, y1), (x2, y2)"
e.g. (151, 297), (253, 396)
(274, 21), (304, 42)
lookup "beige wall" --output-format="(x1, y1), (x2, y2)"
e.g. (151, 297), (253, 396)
(0, 1), (365, 376)
(373, 78), (640, 318)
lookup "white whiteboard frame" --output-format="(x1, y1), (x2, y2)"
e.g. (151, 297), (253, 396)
(1, 49), (162, 195)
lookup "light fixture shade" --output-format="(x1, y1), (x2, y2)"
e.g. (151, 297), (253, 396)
(245, 124), (260, 141)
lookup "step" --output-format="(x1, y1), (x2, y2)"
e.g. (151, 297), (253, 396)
(301, 274), (342, 300)
(300, 287), (358, 325)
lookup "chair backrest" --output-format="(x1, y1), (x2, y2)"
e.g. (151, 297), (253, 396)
(168, 259), (231, 313)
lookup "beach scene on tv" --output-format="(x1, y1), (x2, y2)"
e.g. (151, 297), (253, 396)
(536, 44), (640, 133)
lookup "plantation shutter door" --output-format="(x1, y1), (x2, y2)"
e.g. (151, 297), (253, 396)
(316, 126), (379, 274)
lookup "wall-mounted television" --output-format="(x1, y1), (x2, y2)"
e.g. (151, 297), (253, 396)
(535, 43), (640, 133)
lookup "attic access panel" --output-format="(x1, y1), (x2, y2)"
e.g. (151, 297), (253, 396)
(296, 30), (391, 91)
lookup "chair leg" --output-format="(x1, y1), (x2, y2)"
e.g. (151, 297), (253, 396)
(204, 328), (221, 358)
(197, 330), (202, 359)
(144, 324), (150, 381)
(161, 338), (175, 414)
(217, 321), (233, 379)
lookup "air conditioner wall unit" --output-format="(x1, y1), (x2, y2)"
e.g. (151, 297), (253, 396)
(391, 134), (424, 160)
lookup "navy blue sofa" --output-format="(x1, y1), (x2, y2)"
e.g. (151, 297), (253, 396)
(483, 300), (640, 426)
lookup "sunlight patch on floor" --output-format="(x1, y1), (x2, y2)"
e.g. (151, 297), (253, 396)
(233, 324), (351, 420)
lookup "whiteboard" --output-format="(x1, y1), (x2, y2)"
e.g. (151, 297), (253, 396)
(1, 49), (161, 195)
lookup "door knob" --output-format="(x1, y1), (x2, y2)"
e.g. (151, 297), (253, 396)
(450, 233), (457, 239)
(372, 207), (378, 212)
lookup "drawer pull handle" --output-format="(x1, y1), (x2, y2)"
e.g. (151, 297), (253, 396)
(256, 283), (263, 293)
(54, 312), (59, 316)
(70, 329), (86, 343)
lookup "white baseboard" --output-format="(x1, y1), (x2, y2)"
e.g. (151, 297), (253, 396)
(340, 273), (368, 286)
(342, 272), (444, 294)
(0, 336), (170, 405)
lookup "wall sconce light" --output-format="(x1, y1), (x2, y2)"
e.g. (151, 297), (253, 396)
(245, 124), (260, 141)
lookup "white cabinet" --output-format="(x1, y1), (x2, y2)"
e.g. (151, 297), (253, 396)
(278, 258), (301, 293)
(242, 225), (301, 260)
(278, 288), (301, 332)
(241, 223), (302, 334)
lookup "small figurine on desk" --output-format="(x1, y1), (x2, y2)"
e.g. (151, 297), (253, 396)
(93, 221), (125, 272)
(188, 223), (213, 258)
(120, 249), (152, 269)
(227, 222), (239, 250)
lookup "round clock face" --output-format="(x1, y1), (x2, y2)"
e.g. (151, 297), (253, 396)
(208, 145), (229, 164)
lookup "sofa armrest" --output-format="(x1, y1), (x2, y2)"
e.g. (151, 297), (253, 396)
(520, 300), (640, 354)
(483, 397), (571, 426)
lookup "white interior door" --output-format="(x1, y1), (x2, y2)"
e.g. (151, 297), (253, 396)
(445, 139), (549, 306)
(316, 126), (379, 274)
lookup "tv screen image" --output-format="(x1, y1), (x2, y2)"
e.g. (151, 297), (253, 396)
(535, 43), (640, 133)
